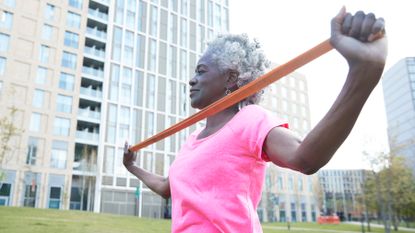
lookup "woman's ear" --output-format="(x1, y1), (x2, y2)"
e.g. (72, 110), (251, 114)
(226, 70), (239, 89)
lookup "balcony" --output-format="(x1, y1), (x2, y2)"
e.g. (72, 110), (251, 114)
(80, 86), (102, 99)
(86, 27), (107, 41)
(91, 0), (110, 8)
(78, 107), (101, 120)
(88, 8), (108, 22)
(84, 46), (106, 60)
(82, 66), (104, 79)
(76, 130), (99, 143)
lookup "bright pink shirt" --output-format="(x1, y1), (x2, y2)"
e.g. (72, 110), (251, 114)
(169, 105), (288, 233)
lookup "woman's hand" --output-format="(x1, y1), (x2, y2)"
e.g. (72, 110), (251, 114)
(123, 141), (137, 170)
(330, 7), (388, 87)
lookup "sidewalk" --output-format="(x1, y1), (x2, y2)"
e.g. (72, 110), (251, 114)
(344, 221), (415, 232)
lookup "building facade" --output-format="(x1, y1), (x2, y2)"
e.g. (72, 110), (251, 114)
(318, 169), (369, 221)
(0, 0), (229, 217)
(258, 69), (320, 222)
(382, 57), (415, 173)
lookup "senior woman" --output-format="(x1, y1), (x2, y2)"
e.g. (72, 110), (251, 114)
(123, 8), (387, 233)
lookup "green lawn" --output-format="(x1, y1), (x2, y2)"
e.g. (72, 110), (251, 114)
(0, 206), (413, 233)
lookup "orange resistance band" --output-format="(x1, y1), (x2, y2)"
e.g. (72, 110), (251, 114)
(129, 39), (333, 152)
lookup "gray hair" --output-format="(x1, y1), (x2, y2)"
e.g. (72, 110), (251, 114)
(204, 33), (270, 106)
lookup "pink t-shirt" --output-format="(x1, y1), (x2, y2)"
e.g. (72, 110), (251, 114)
(169, 105), (288, 233)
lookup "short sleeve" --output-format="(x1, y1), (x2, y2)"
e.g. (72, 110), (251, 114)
(229, 105), (288, 161)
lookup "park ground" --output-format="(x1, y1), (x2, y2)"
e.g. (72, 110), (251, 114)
(0, 206), (414, 233)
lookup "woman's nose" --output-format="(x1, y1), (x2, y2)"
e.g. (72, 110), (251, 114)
(189, 76), (197, 86)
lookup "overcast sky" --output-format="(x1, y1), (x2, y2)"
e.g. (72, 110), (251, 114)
(228, 0), (415, 169)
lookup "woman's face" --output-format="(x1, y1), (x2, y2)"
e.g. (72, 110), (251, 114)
(188, 54), (228, 109)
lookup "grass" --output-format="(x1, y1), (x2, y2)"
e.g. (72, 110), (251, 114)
(0, 206), (413, 233)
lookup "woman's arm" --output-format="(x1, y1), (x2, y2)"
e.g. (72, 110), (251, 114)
(264, 8), (387, 174)
(123, 142), (171, 199)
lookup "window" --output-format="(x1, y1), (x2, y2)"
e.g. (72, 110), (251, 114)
(29, 113), (41, 132)
(64, 31), (79, 48)
(149, 5), (158, 37)
(137, 0), (147, 33)
(146, 74), (155, 108)
(68, 0), (83, 9)
(135, 34), (145, 68)
(48, 187), (61, 209)
(114, 0), (124, 24)
(180, 18), (187, 47)
(0, 183), (11, 205)
(0, 11), (13, 30)
(66, 12), (81, 29)
(169, 13), (177, 44)
(44, 4), (55, 21)
(0, 33), (10, 52)
(123, 31), (134, 65)
(51, 140), (68, 169)
(53, 117), (71, 136)
(56, 94), (72, 113)
(36, 67), (48, 85)
(32, 89), (45, 108)
(147, 39), (157, 71)
(126, 8), (135, 29)
(41, 24), (53, 40)
(111, 27), (122, 61)
(3, 0), (15, 8)
(0, 57), (5, 75)
(103, 146), (114, 174)
(23, 184), (37, 207)
(59, 72), (75, 91)
(61, 51), (77, 69)
(121, 68), (132, 104)
(180, 0), (188, 15)
(207, 0), (213, 26)
(26, 137), (38, 165)
(39, 45), (50, 63)
(109, 64), (119, 101)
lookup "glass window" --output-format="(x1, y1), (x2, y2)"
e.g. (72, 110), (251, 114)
(115, 0), (124, 24)
(3, 0), (15, 8)
(137, 0), (147, 33)
(103, 146), (114, 174)
(169, 0), (178, 12)
(0, 11), (13, 30)
(134, 71), (144, 106)
(180, 18), (187, 47)
(109, 64), (119, 101)
(29, 113), (41, 132)
(66, 12), (81, 29)
(26, 137), (38, 165)
(64, 31), (79, 48)
(124, 31), (134, 65)
(0, 33), (10, 52)
(168, 13), (177, 44)
(147, 39), (157, 72)
(53, 117), (71, 136)
(56, 94), (72, 113)
(214, 3), (221, 29)
(61, 51), (77, 70)
(111, 27), (122, 61)
(51, 140), (68, 169)
(23, 184), (37, 207)
(146, 74), (155, 108)
(44, 3), (55, 21)
(106, 104), (117, 143)
(59, 72), (75, 91)
(135, 34), (145, 68)
(149, 5), (158, 37)
(180, 0), (188, 15)
(0, 57), (5, 76)
(197, 0), (205, 23)
(32, 89), (45, 108)
(39, 45), (50, 63)
(35, 67), (48, 84)
(168, 45), (177, 78)
(48, 187), (61, 209)
(68, 0), (83, 9)
(121, 68), (132, 104)
(126, 9), (135, 29)
(207, 0), (213, 26)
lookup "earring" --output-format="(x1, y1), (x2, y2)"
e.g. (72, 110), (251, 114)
(225, 88), (231, 95)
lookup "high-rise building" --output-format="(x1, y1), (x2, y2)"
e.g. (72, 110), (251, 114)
(318, 169), (369, 221)
(0, 0), (229, 217)
(258, 69), (320, 222)
(382, 57), (415, 173)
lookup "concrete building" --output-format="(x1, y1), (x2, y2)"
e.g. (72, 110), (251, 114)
(0, 0), (229, 217)
(382, 57), (415, 173)
(318, 169), (369, 221)
(258, 69), (320, 222)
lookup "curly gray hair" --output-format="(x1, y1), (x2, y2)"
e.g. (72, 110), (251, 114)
(204, 33), (270, 106)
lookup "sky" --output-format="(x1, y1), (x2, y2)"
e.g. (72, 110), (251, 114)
(228, 0), (415, 169)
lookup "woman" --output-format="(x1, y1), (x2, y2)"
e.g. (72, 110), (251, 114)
(124, 7), (387, 233)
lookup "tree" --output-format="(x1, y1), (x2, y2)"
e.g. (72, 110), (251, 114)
(364, 152), (415, 232)
(0, 106), (24, 182)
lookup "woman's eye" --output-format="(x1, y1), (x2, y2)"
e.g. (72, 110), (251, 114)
(196, 69), (205, 75)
